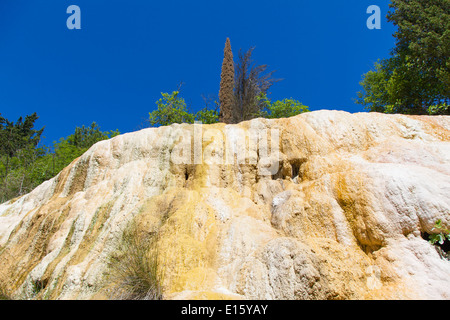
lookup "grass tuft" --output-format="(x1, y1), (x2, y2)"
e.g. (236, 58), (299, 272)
(107, 221), (164, 300)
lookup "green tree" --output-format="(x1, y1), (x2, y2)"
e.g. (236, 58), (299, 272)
(356, 60), (394, 113)
(257, 94), (309, 119)
(196, 94), (219, 124)
(148, 91), (219, 126)
(0, 117), (119, 204)
(195, 107), (219, 124)
(388, 0), (450, 99)
(66, 122), (120, 149)
(0, 113), (44, 201)
(148, 91), (195, 127)
(50, 122), (120, 174)
(0, 112), (44, 159)
(357, 0), (450, 114)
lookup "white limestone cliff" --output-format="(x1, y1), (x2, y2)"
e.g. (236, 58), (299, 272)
(0, 110), (449, 300)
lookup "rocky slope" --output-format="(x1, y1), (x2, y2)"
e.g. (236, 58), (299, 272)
(1, 110), (450, 300)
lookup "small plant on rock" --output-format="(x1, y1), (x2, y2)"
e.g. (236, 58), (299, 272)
(428, 219), (450, 261)
(429, 220), (450, 246)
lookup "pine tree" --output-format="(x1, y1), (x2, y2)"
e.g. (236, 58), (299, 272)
(219, 38), (235, 124)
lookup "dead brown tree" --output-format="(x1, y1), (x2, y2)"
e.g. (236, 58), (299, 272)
(234, 47), (281, 122)
(219, 38), (236, 124)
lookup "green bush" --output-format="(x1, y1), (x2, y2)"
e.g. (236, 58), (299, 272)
(429, 220), (450, 246)
(148, 91), (195, 127)
(428, 103), (450, 116)
(148, 91), (219, 126)
(257, 93), (309, 119)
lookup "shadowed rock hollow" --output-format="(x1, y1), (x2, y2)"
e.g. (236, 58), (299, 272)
(1, 110), (449, 300)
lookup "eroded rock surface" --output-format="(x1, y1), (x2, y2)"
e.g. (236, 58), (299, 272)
(1, 110), (449, 300)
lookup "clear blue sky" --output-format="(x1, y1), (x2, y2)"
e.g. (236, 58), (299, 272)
(0, 0), (396, 146)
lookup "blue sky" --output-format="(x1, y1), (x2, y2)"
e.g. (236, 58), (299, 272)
(0, 0), (397, 145)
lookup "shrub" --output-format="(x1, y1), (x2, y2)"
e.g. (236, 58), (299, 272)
(427, 219), (450, 261)
(148, 91), (195, 127)
(429, 220), (450, 246)
(257, 93), (309, 119)
(107, 221), (163, 300)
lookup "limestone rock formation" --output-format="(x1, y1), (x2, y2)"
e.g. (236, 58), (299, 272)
(1, 110), (450, 300)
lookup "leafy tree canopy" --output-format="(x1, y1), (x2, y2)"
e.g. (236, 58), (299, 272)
(0, 115), (119, 204)
(257, 93), (309, 119)
(148, 91), (195, 127)
(65, 122), (120, 150)
(0, 112), (44, 158)
(357, 0), (450, 115)
(148, 91), (307, 127)
(148, 91), (219, 127)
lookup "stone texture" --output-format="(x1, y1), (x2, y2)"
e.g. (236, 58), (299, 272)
(0, 110), (450, 300)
